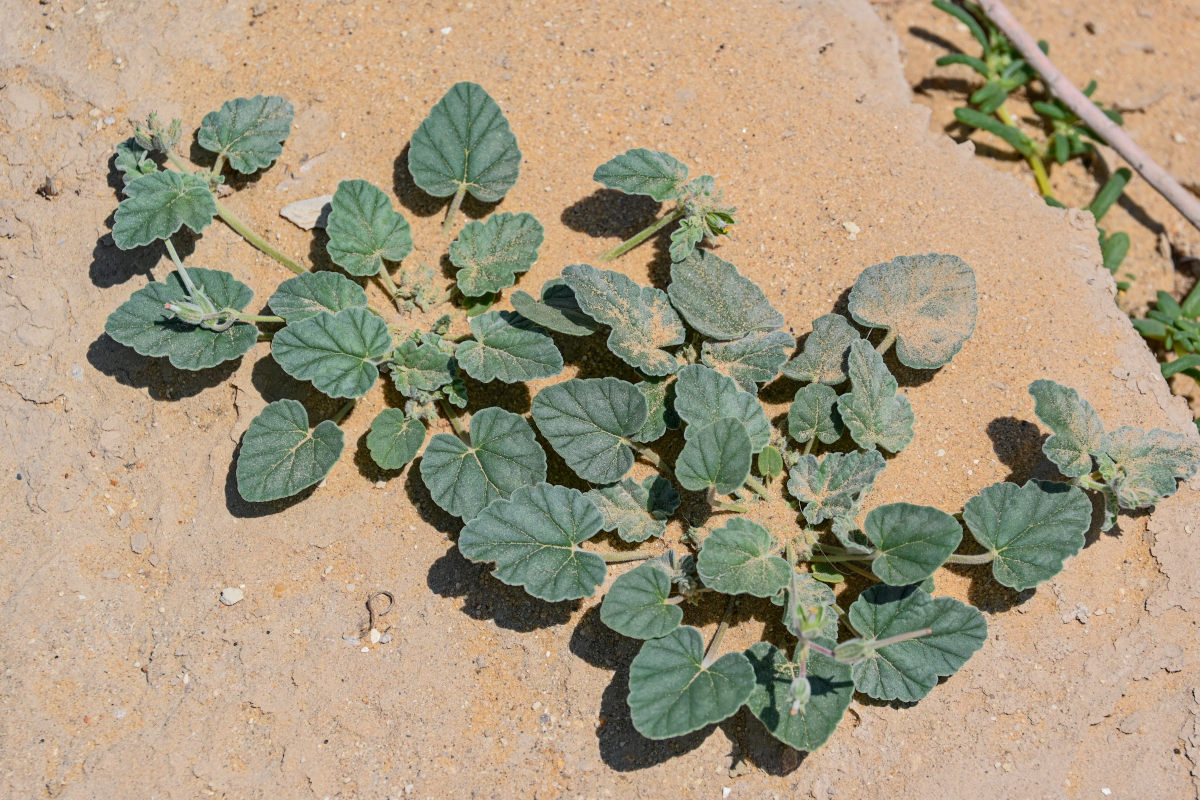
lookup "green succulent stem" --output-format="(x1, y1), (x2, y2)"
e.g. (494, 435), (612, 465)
(442, 184), (469, 236)
(599, 207), (685, 262)
(597, 550), (657, 564)
(212, 198), (308, 276)
(702, 596), (737, 668)
(946, 551), (996, 565)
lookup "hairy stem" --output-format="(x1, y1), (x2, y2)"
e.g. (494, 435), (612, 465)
(946, 551), (996, 565)
(438, 399), (470, 444)
(213, 198), (308, 276)
(714, 500), (749, 513)
(630, 441), (673, 477)
(599, 207), (685, 262)
(744, 475), (770, 501)
(377, 266), (405, 311)
(598, 550), (657, 564)
(875, 329), (897, 355)
(442, 184), (469, 236)
(702, 596), (737, 668)
(163, 239), (198, 297)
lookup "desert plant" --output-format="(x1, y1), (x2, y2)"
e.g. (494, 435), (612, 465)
(1133, 281), (1200, 414)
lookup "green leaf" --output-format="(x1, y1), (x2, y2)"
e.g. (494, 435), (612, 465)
(198, 95), (294, 174)
(848, 585), (987, 702)
(419, 407), (546, 522)
(668, 250), (784, 340)
(114, 138), (157, 186)
(1101, 231), (1130, 274)
(455, 310), (563, 384)
(836, 341), (914, 453)
(788, 383), (842, 445)
(632, 378), (679, 444)
(1028, 379), (1106, 477)
(407, 82), (521, 203)
(268, 271), (368, 323)
(389, 339), (455, 397)
(1101, 426), (1200, 509)
(463, 292), (497, 317)
(271, 308), (392, 399)
(601, 560), (683, 639)
(701, 330), (795, 392)
(593, 148), (689, 202)
(1163, 354), (1200, 379)
(781, 314), (861, 385)
(562, 264), (685, 376)
(325, 179), (413, 276)
(458, 483), (605, 602)
(786, 450), (886, 525)
(510, 279), (600, 337)
(627, 626), (756, 739)
(586, 475), (680, 543)
(449, 212), (544, 297)
(774, 571), (838, 627)
(669, 216), (706, 262)
(863, 503), (963, 585)
(531, 377), (647, 484)
(673, 365), (770, 453)
(1087, 168), (1131, 222)
(848, 254), (978, 369)
(676, 419), (753, 494)
(104, 268), (257, 371)
(366, 409), (426, 471)
(955, 107), (1034, 157)
(758, 445), (784, 482)
(697, 518), (789, 597)
(235, 399), (344, 502)
(745, 642), (853, 752)
(112, 171), (217, 249)
(962, 481), (1091, 590)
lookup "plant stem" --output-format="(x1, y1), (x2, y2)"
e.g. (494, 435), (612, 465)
(597, 550), (657, 564)
(832, 603), (861, 638)
(630, 441), (673, 477)
(875, 329), (897, 355)
(438, 399), (470, 444)
(599, 207), (685, 262)
(212, 154), (226, 177)
(807, 552), (876, 564)
(802, 438), (814, 457)
(839, 561), (877, 581)
(163, 239), (198, 297)
(213, 198), (308, 276)
(377, 266), (406, 311)
(232, 312), (285, 324)
(946, 551), (996, 565)
(744, 475), (770, 501)
(442, 184), (468, 236)
(702, 596), (737, 668)
(714, 501), (748, 513)
(994, 105), (1054, 198)
(331, 400), (355, 425)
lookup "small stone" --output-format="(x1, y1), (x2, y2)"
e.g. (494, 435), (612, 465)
(369, 628), (381, 644)
(440, 26), (452, 34)
(379, 632), (393, 644)
(130, 532), (148, 554)
(280, 195), (333, 230)
(147, 553), (161, 567)
(252, 2), (268, 16)
(842, 220), (861, 240)
(220, 587), (244, 606)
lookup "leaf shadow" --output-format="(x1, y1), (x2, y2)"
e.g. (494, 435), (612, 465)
(728, 708), (808, 776)
(985, 416), (1057, 484)
(561, 189), (661, 240)
(86, 333), (240, 401)
(391, 142), (498, 222)
(463, 374), (532, 416)
(249, 353), (313, 404)
(89, 213), (196, 289)
(223, 433), (316, 518)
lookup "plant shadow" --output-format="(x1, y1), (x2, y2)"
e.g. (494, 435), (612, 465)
(561, 189), (661, 240)
(985, 416), (1057, 484)
(86, 334), (240, 401)
(391, 142), (497, 222)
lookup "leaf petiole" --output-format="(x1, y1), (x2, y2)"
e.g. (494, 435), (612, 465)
(437, 398), (471, 444)
(599, 207), (685, 262)
(945, 551), (996, 565)
(213, 197), (308, 276)
(163, 239), (199, 298)
(744, 474), (770, 501)
(702, 595), (737, 668)
(330, 399), (356, 425)
(442, 184), (469, 236)
(597, 550), (657, 564)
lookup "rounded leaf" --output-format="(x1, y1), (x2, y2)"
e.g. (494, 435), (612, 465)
(781, 314), (860, 385)
(788, 383), (842, 445)
(455, 310), (563, 384)
(863, 503), (962, 585)
(674, 365), (770, 453)
(449, 212), (544, 297)
(114, 138), (157, 186)
(600, 561), (683, 640)
(586, 475), (680, 543)
(701, 330), (795, 392)
(236, 399), (344, 502)
(745, 642), (853, 752)
(389, 339), (455, 397)
(786, 450), (886, 526)
(1101, 426), (1200, 509)
(325, 179), (413, 276)
(197, 95), (294, 174)
(676, 419), (752, 494)
(271, 308), (393, 398)
(632, 378), (679, 444)
(668, 250), (784, 340)
(1028, 379), (1107, 478)
(268, 271), (368, 323)
(112, 171), (216, 250)
(366, 409), (426, 471)
(697, 519), (789, 597)
(531, 378), (647, 484)
(593, 148), (689, 202)
(836, 340), (914, 453)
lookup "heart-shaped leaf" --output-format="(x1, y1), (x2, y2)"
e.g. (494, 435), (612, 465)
(781, 314), (861, 385)
(758, 445), (784, 482)
(419, 407), (546, 522)
(786, 450), (886, 525)
(531, 377), (647, 484)
(848, 253), (977, 369)
(593, 148), (689, 202)
(1029, 380), (1107, 478)
(268, 271), (368, 323)
(112, 171), (217, 249)
(632, 378), (679, 444)
(701, 330), (795, 392)
(627, 626), (756, 739)
(745, 642), (854, 752)
(449, 212), (544, 297)
(105, 268), (257, 371)
(407, 82), (521, 203)
(458, 483), (605, 602)
(697, 518), (789, 598)
(788, 383), (842, 445)
(668, 250), (784, 340)
(366, 409), (426, 471)
(562, 264), (685, 376)
(236, 399), (344, 502)
(863, 503), (963, 585)
(963, 480), (1091, 590)
(676, 419), (753, 494)
(587, 475), (680, 543)
(114, 138), (157, 186)
(455, 310), (563, 384)
(272, 308), (393, 398)
(198, 95), (294, 174)
(389, 339), (456, 397)
(510, 279), (600, 337)
(325, 179), (413, 276)
(673, 365), (770, 453)
(600, 560), (683, 640)
(836, 340), (914, 453)
(1101, 426), (1200, 509)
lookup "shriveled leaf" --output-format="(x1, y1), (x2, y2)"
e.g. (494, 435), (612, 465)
(449, 212), (544, 297)
(458, 483), (605, 602)
(268, 271), (368, 323)
(510, 279), (599, 337)
(366, 409), (426, 471)
(198, 94), (294, 174)
(593, 148), (689, 202)
(745, 642), (853, 753)
(668, 250), (784, 340)
(455, 310), (563, 383)
(114, 138), (157, 186)
(272, 308), (392, 398)
(697, 518), (789, 598)
(587, 475), (680, 543)
(788, 383), (842, 445)
(389, 339), (455, 397)
(836, 340), (914, 453)
(863, 503), (963, 585)
(1101, 426), (1200, 509)
(236, 399), (343, 502)
(787, 450), (886, 526)
(601, 560), (683, 639)
(676, 419), (752, 494)
(1028, 380), (1106, 477)
(632, 378), (679, 444)
(325, 179), (413, 276)
(531, 377), (647, 484)
(112, 171), (216, 249)
(673, 365), (770, 453)
(702, 330), (795, 392)
(781, 314), (861, 385)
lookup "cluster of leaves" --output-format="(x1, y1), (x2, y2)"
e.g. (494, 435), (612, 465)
(1133, 283), (1200, 408)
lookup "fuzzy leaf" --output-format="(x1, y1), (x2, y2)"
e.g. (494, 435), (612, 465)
(676, 419), (752, 494)
(1028, 380), (1107, 478)
(701, 330), (795, 392)
(198, 95), (294, 174)
(745, 642), (853, 752)
(786, 450), (886, 526)
(697, 519), (789, 598)
(510, 279), (600, 337)
(407, 82), (521, 203)
(449, 212), (544, 297)
(1102, 426), (1200, 509)
(781, 314), (861, 385)
(669, 216), (706, 262)
(458, 483), (605, 602)
(601, 560), (683, 640)
(366, 409), (426, 471)
(272, 308), (392, 398)
(668, 250), (784, 340)
(673, 365), (770, 453)
(455, 310), (563, 384)
(325, 179), (413, 276)
(419, 407), (546, 522)
(562, 264), (685, 376)
(863, 503), (963, 585)
(836, 340), (914, 453)
(788, 384), (842, 445)
(236, 399), (344, 502)
(112, 171), (216, 249)
(531, 377), (647, 484)
(268, 271), (368, 323)
(632, 378), (679, 444)
(963, 480), (1092, 590)
(627, 626), (756, 739)
(593, 148), (689, 202)
(758, 446), (784, 482)
(587, 475), (680, 543)
(114, 138), (157, 186)
(848, 253), (977, 369)
(389, 339), (455, 397)
(773, 571), (838, 631)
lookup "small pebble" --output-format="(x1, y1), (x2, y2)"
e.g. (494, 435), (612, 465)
(280, 195), (333, 230)
(252, 1), (268, 16)
(440, 26), (452, 34)
(379, 632), (393, 644)
(220, 587), (244, 606)
(130, 532), (148, 554)
(369, 628), (381, 644)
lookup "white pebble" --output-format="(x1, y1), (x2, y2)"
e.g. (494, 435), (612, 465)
(369, 628), (381, 644)
(220, 587), (244, 606)
(440, 26), (452, 34)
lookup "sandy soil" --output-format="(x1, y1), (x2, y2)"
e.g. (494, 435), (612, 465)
(2, 1), (1199, 798)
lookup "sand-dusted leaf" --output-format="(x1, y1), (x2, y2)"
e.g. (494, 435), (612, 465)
(848, 585), (987, 702)
(449, 212), (544, 297)
(112, 171), (216, 249)
(198, 95), (294, 174)
(702, 330), (795, 392)
(389, 339), (455, 397)
(268, 271), (368, 323)
(587, 475), (680, 543)
(104, 268), (257, 371)
(531, 377), (647, 484)
(774, 572), (839, 642)
(114, 138), (157, 186)
(1028, 380), (1107, 477)
(510, 279), (599, 337)
(836, 340), (914, 453)
(673, 365), (770, 453)
(963, 480), (1091, 590)
(632, 378), (679, 443)
(745, 642), (854, 752)
(832, 514), (874, 555)
(601, 560), (683, 640)
(781, 314), (861, 385)
(407, 81), (521, 203)
(863, 503), (962, 585)
(788, 383), (842, 445)
(325, 179), (413, 276)
(236, 399), (344, 502)
(458, 483), (605, 602)
(562, 264), (685, 376)
(676, 419), (752, 494)
(593, 148), (689, 202)
(419, 407), (546, 522)
(787, 450), (886, 526)
(1101, 426), (1200, 509)
(848, 253), (978, 369)
(455, 310), (563, 384)
(366, 409), (426, 471)
(668, 250), (784, 340)
(697, 519), (789, 598)
(272, 308), (392, 398)
(627, 626), (756, 740)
